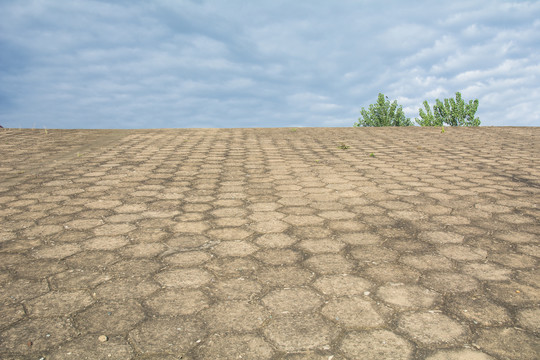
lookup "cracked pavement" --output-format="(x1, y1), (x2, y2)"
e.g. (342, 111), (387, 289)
(0, 127), (539, 359)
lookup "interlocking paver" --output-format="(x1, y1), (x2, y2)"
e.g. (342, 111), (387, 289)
(0, 127), (538, 359)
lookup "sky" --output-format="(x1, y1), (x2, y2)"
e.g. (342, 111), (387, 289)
(0, 0), (539, 129)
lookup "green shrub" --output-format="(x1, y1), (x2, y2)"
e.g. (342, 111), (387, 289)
(355, 93), (412, 127)
(416, 92), (480, 126)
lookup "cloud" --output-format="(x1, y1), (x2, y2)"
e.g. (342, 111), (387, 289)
(0, 0), (539, 128)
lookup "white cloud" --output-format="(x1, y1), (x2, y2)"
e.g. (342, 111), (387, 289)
(0, 0), (539, 128)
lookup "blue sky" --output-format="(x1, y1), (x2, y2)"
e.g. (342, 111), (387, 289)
(1, 0), (539, 128)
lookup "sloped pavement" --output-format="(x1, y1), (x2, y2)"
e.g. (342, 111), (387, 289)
(0, 127), (538, 359)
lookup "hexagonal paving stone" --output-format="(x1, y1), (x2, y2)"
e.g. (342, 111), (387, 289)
(212, 240), (258, 257)
(129, 317), (206, 356)
(304, 254), (355, 274)
(155, 268), (213, 288)
(420, 272), (480, 294)
(108, 259), (162, 277)
(254, 249), (302, 265)
(121, 242), (167, 258)
(461, 263), (513, 281)
(206, 257), (260, 278)
(350, 245), (398, 263)
(425, 349), (495, 360)
(400, 254), (454, 271)
(321, 297), (384, 329)
(49, 270), (111, 290)
(173, 221), (210, 233)
(283, 215), (324, 226)
(419, 231), (464, 244)
(167, 235), (211, 249)
(255, 233), (297, 248)
(196, 334), (274, 360)
(84, 200), (123, 209)
(25, 290), (94, 317)
(201, 301), (269, 332)
(447, 295), (511, 326)
(0, 317), (77, 354)
(93, 277), (160, 300)
(486, 281), (540, 306)
(163, 250), (212, 267)
(74, 300), (145, 335)
(210, 278), (262, 300)
(340, 330), (413, 360)
(397, 311), (470, 347)
(476, 327), (539, 360)
(257, 266), (315, 287)
(263, 288), (323, 314)
(93, 223), (136, 236)
(489, 253), (537, 269)
(438, 245), (488, 261)
(313, 275), (372, 297)
(83, 236), (129, 250)
(376, 284), (440, 310)
(264, 314), (338, 352)
(338, 232), (382, 246)
(250, 220), (290, 233)
(32, 244), (81, 259)
(297, 239), (345, 253)
(206, 227), (253, 240)
(145, 289), (209, 316)
(47, 335), (134, 359)
(0, 304), (25, 329)
(363, 263), (421, 284)
(0, 278), (49, 304)
(517, 307), (540, 332)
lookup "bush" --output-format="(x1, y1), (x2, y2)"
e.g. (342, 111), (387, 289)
(355, 93), (412, 127)
(416, 92), (480, 126)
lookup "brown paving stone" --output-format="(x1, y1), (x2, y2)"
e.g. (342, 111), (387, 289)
(48, 335), (134, 360)
(0, 278), (49, 304)
(363, 263), (421, 284)
(263, 288), (323, 314)
(264, 314), (338, 352)
(486, 281), (540, 306)
(321, 296), (385, 329)
(210, 277), (262, 300)
(201, 301), (269, 332)
(129, 317), (206, 356)
(93, 277), (160, 300)
(377, 284), (441, 310)
(304, 253), (355, 274)
(0, 304), (25, 329)
(421, 272), (480, 294)
(448, 294), (511, 326)
(1, 128), (539, 358)
(461, 262), (513, 281)
(424, 349), (495, 360)
(145, 288), (209, 316)
(154, 268), (213, 288)
(255, 248), (302, 265)
(476, 327), (539, 360)
(0, 317), (77, 355)
(257, 266), (315, 287)
(196, 334), (274, 360)
(25, 290), (94, 317)
(397, 311), (470, 347)
(74, 300), (145, 335)
(340, 330), (413, 360)
(255, 233), (297, 248)
(206, 257), (260, 278)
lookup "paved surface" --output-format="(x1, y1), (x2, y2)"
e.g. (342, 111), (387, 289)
(0, 127), (539, 360)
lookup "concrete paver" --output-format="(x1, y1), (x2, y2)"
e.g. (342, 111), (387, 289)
(0, 126), (539, 359)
